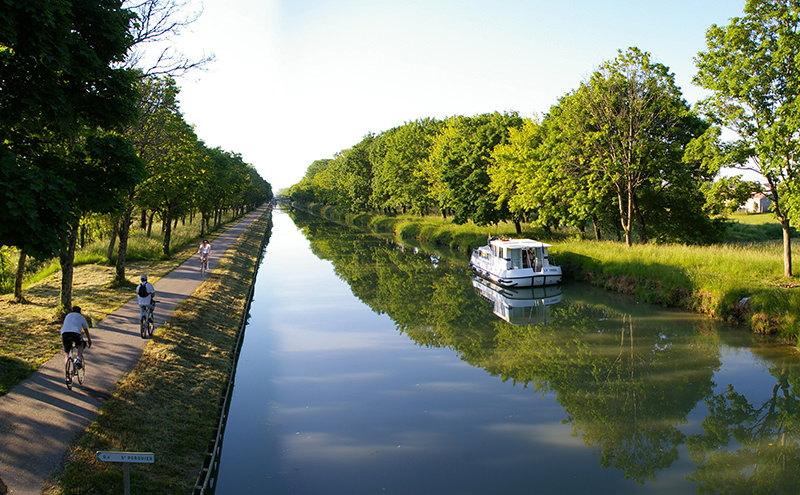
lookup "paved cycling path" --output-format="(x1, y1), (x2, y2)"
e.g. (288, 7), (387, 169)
(0, 206), (268, 495)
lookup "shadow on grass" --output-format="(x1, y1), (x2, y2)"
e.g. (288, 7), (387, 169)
(0, 356), (33, 396)
(722, 219), (797, 243)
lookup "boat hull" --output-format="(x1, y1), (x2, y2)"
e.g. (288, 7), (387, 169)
(470, 255), (562, 287)
(470, 265), (562, 287)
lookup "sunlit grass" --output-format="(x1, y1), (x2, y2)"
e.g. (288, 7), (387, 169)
(0, 210), (244, 395)
(45, 210), (270, 494)
(297, 202), (800, 339)
(1, 213), (239, 295)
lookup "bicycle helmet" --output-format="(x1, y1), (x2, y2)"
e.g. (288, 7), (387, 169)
(141, 275), (148, 281)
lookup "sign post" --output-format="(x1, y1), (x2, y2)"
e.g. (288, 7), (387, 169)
(96, 451), (155, 495)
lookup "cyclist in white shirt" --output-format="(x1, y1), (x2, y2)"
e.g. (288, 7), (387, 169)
(61, 306), (92, 367)
(136, 274), (156, 320)
(198, 239), (212, 268)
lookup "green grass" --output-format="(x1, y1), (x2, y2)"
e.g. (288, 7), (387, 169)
(0, 212), (243, 396)
(44, 209), (271, 494)
(722, 212), (796, 242)
(0, 213), (240, 296)
(296, 203), (800, 341)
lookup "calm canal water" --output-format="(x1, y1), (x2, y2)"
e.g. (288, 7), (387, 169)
(213, 209), (800, 495)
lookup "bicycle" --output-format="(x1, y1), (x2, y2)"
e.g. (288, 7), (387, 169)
(140, 300), (156, 338)
(200, 253), (208, 277)
(65, 341), (85, 390)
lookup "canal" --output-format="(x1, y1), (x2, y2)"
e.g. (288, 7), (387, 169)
(213, 208), (800, 495)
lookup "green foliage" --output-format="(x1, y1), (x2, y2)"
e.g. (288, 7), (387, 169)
(0, 0), (140, 260)
(695, 0), (800, 274)
(723, 214), (796, 242)
(423, 112), (524, 225)
(548, 48), (713, 245)
(702, 176), (763, 215)
(291, 49), (716, 246)
(0, 148), (77, 258)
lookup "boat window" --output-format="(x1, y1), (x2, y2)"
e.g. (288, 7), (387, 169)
(522, 249), (531, 269)
(534, 247), (543, 271)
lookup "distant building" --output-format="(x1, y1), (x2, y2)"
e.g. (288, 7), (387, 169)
(743, 193), (772, 213)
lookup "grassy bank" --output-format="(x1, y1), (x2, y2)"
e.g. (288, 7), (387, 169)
(0, 212), (241, 396)
(44, 208), (271, 494)
(298, 202), (800, 342)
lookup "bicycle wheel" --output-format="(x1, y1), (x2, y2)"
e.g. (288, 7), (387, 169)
(140, 315), (147, 338)
(147, 314), (155, 337)
(65, 357), (74, 390)
(76, 354), (85, 384)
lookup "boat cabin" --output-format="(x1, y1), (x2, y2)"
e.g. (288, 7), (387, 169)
(489, 238), (552, 271)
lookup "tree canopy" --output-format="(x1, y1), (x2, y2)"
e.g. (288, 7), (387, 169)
(694, 0), (800, 276)
(0, 1), (272, 303)
(289, 49), (721, 245)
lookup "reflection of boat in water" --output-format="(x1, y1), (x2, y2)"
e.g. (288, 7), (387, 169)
(470, 237), (562, 287)
(472, 276), (562, 325)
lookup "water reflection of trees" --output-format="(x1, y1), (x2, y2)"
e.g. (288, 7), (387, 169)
(687, 362), (800, 494)
(288, 210), (800, 491)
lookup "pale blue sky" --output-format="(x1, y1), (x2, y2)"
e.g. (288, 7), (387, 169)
(170, 0), (746, 191)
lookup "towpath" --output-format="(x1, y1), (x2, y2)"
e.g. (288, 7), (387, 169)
(0, 206), (268, 495)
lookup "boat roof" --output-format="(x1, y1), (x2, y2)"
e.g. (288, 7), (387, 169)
(488, 238), (552, 249)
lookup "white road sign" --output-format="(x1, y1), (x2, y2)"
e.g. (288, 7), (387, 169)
(97, 451), (155, 463)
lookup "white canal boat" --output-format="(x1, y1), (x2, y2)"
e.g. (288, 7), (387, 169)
(470, 237), (562, 288)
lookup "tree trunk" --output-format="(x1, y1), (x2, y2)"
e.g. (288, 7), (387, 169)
(107, 215), (119, 263)
(781, 218), (793, 277)
(633, 194), (647, 244)
(616, 187), (633, 247)
(147, 211), (155, 236)
(592, 215), (602, 241)
(14, 249), (26, 301)
(115, 207), (132, 283)
(60, 223), (79, 310)
(514, 219), (522, 235)
(162, 207), (173, 256)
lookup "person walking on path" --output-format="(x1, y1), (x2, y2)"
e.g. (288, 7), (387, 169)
(61, 306), (92, 368)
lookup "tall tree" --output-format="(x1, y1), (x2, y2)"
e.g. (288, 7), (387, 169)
(694, 0), (800, 276)
(489, 118), (547, 234)
(60, 135), (145, 307)
(136, 111), (203, 256)
(371, 119), (441, 215)
(123, 0), (213, 76)
(1, 0), (140, 308)
(565, 48), (711, 246)
(422, 112), (523, 224)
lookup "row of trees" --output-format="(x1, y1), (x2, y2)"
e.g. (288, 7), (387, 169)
(288, 49), (741, 246)
(0, 0), (271, 307)
(290, 0), (800, 277)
